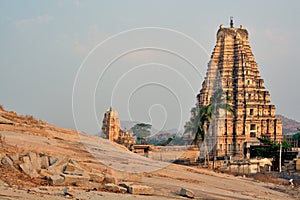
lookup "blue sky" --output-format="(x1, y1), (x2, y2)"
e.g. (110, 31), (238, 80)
(1, 1), (299, 134)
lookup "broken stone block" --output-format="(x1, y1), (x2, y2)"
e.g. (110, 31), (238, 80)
(49, 156), (66, 166)
(104, 183), (127, 194)
(20, 156), (39, 178)
(50, 174), (65, 186)
(128, 185), (154, 195)
(63, 186), (75, 196)
(180, 188), (194, 199)
(61, 173), (90, 186)
(27, 152), (41, 170)
(89, 173), (105, 183)
(48, 157), (69, 175)
(1, 155), (17, 171)
(63, 162), (84, 175)
(40, 156), (49, 169)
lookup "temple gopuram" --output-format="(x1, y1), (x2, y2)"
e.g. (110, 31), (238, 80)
(195, 18), (283, 158)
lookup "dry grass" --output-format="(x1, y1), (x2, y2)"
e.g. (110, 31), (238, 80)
(247, 173), (289, 186)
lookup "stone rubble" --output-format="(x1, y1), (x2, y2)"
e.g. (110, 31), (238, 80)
(0, 151), (154, 196)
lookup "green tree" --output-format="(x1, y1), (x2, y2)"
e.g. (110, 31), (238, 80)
(292, 128), (300, 145)
(253, 137), (292, 170)
(131, 123), (152, 144)
(192, 88), (233, 167)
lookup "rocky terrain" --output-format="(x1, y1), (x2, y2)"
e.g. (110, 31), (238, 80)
(0, 106), (299, 199)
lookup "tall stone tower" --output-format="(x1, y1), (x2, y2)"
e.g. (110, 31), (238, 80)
(197, 19), (282, 158)
(102, 107), (121, 141)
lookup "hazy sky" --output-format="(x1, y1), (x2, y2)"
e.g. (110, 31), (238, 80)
(1, 1), (299, 134)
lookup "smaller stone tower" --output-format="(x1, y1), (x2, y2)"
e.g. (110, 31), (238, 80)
(102, 107), (135, 148)
(102, 107), (121, 141)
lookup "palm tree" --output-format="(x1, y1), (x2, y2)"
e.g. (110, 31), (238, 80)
(193, 88), (233, 168)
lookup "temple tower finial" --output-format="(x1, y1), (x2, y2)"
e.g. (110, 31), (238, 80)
(230, 16), (234, 28)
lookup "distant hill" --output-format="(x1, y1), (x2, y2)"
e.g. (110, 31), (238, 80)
(277, 114), (300, 135)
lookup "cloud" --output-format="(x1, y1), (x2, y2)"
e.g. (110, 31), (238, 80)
(15, 14), (54, 26)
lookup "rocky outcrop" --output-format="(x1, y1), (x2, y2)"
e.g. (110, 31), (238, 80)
(0, 151), (154, 196)
(1, 152), (96, 186)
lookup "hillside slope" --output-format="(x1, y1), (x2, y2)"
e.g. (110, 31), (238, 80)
(277, 114), (300, 135)
(0, 106), (298, 199)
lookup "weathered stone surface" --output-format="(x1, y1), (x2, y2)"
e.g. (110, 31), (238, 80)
(63, 186), (75, 196)
(89, 173), (105, 183)
(9, 154), (19, 163)
(180, 188), (194, 199)
(63, 162), (84, 175)
(49, 156), (66, 166)
(104, 174), (118, 184)
(104, 183), (127, 194)
(63, 162), (76, 172)
(40, 156), (49, 169)
(122, 173), (143, 182)
(1, 155), (17, 171)
(61, 173), (90, 186)
(20, 156), (39, 177)
(50, 174), (65, 186)
(27, 152), (41, 170)
(128, 185), (154, 195)
(48, 157), (69, 175)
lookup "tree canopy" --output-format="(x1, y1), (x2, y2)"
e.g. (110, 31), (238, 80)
(131, 123), (152, 144)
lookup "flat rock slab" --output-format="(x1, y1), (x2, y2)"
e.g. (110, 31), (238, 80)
(50, 174), (65, 186)
(128, 185), (154, 195)
(89, 173), (105, 183)
(61, 173), (90, 186)
(104, 183), (127, 194)
(27, 152), (41, 170)
(40, 155), (50, 169)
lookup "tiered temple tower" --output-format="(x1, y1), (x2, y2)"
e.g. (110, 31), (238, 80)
(197, 19), (282, 158)
(102, 107), (135, 148)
